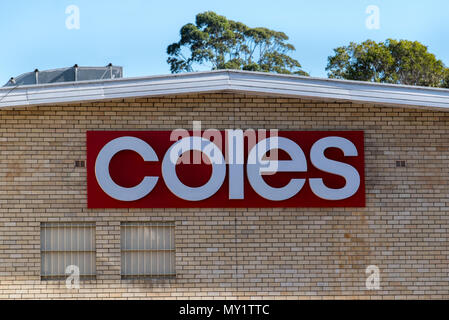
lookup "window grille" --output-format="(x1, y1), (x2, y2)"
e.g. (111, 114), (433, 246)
(121, 222), (175, 278)
(40, 223), (96, 279)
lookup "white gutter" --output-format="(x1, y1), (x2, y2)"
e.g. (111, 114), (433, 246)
(1, 70), (449, 111)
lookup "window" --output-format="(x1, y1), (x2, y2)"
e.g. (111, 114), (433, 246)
(41, 223), (96, 279)
(121, 222), (175, 278)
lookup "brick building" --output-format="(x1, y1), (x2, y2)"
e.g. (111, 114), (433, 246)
(0, 70), (449, 299)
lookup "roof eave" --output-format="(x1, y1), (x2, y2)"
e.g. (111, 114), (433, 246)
(1, 70), (449, 111)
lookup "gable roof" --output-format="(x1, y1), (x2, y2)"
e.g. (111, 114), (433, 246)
(1, 69), (449, 111)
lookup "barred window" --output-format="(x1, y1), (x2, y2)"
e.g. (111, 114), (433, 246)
(121, 222), (175, 278)
(41, 223), (96, 279)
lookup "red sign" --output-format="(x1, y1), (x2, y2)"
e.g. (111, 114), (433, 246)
(87, 131), (365, 208)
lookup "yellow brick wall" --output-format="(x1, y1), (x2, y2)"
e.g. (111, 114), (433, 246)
(0, 93), (448, 299)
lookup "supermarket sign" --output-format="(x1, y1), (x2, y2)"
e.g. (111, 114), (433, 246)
(87, 130), (365, 208)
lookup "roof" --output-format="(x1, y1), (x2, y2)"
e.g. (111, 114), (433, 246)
(1, 69), (449, 111)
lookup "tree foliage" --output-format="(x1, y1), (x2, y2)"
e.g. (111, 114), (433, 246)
(167, 11), (308, 75)
(326, 39), (448, 87)
(442, 68), (449, 88)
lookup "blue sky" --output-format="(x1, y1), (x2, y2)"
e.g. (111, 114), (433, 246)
(0, 0), (448, 84)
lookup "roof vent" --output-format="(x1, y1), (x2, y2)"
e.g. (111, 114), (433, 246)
(3, 64), (123, 87)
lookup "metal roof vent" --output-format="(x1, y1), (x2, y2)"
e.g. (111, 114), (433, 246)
(3, 64), (123, 87)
